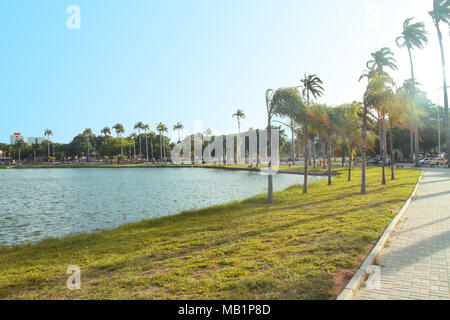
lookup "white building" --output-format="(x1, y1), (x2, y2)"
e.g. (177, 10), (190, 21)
(10, 134), (25, 145)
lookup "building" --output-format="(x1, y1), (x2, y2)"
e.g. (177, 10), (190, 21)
(27, 137), (45, 145)
(10, 133), (24, 145)
(8, 133), (45, 145)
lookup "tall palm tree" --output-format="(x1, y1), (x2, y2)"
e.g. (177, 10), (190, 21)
(232, 109), (246, 133)
(129, 133), (137, 160)
(143, 124), (150, 161)
(101, 126), (111, 143)
(149, 131), (156, 161)
(134, 122), (145, 160)
(300, 74), (324, 107)
(264, 90), (277, 204)
(366, 47), (398, 76)
(44, 129), (53, 163)
(300, 74), (325, 168)
(173, 122), (184, 143)
(430, 0), (450, 168)
(112, 123), (125, 157)
(157, 122), (168, 163)
(396, 17), (428, 166)
(83, 128), (93, 163)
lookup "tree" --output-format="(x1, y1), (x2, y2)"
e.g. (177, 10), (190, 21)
(173, 122), (184, 143)
(429, 0), (450, 168)
(149, 131), (156, 160)
(44, 129), (53, 163)
(157, 122), (168, 163)
(112, 124), (125, 157)
(272, 88), (308, 191)
(101, 126), (111, 143)
(232, 109), (246, 133)
(365, 47), (398, 76)
(264, 90), (277, 204)
(134, 122), (145, 160)
(300, 74), (324, 107)
(300, 74), (324, 167)
(143, 124), (150, 161)
(83, 128), (93, 162)
(396, 17), (428, 166)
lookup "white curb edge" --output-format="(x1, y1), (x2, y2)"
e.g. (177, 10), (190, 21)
(336, 170), (424, 300)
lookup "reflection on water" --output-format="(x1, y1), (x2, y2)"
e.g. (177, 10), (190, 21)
(0, 168), (324, 245)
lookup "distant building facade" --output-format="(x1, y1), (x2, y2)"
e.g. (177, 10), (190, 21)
(9, 133), (45, 145)
(27, 137), (45, 145)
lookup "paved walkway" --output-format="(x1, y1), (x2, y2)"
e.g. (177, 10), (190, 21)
(355, 168), (450, 300)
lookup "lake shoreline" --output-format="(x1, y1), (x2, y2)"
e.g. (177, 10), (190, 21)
(0, 164), (337, 176)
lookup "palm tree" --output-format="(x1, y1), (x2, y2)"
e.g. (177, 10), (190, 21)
(232, 109), (246, 133)
(271, 88), (309, 192)
(149, 131), (156, 161)
(83, 128), (93, 163)
(264, 90), (277, 204)
(157, 122), (168, 163)
(396, 17), (428, 166)
(129, 133), (137, 160)
(101, 126), (111, 143)
(366, 47), (398, 76)
(112, 123), (125, 157)
(143, 124), (150, 161)
(300, 74), (324, 107)
(44, 129), (53, 163)
(173, 122), (184, 143)
(15, 139), (25, 164)
(300, 74), (325, 168)
(134, 122), (145, 160)
(430, 0), (450, 168)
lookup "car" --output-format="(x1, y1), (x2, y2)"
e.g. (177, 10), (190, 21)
(378, 158), (391, 166)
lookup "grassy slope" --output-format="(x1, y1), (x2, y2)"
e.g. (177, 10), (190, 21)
(0, 167), (421, 300)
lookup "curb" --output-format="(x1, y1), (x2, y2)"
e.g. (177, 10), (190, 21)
(336, 170), (424, 300)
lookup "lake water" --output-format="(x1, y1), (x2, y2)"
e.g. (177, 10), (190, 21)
(0, 168), (325, 245)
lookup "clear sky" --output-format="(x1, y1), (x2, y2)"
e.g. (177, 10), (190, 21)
(0, 0), (448, 143)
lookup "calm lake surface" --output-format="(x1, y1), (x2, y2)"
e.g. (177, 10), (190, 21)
(0, 168), (325, 245)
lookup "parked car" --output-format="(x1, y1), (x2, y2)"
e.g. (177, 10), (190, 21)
(378, 158), (391, 165)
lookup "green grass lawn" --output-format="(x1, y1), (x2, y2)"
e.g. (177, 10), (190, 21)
(0, 167), (421, 300)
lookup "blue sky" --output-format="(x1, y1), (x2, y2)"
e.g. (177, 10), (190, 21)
(0, 0), (448, 143)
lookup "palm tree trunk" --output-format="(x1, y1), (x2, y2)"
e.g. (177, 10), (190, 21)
(159, 133), (163, 163)
(321, 139), (326, 169)
(435, 23), (449, 169)
(267, 123), (273, 204)
(47, 138), (50, 163)
(390, 123), (395, 180)
(303, 138), (309, 194)
(120, 136), (123, 157)
(361, 105), (367, 194)
(150, 138), (154, 161)
(327, 141), (332, 185)
(381, 120), (387, 185)
(312, 139), (316, 168)
(138, 130), (142, 160)
(291, 120), (295, 165)
(348, 149), (352, 182)
(145, 132), (149, 161)
(410, 130), (414, 162)
(407, 46), (420, 167)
